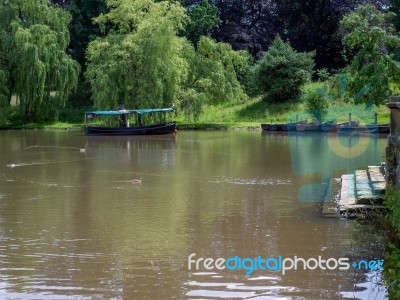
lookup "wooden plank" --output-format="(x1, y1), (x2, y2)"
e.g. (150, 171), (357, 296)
(356, 183), (371, 190)
(368, 166), (386, 183)
(372, 182), (386, 192)
(354, 169), (376, 204)
(339, 174), (356, 206)
(339, 204), (386, 212)
(355, 170), (369, 179)
(337, 165), (387, 217)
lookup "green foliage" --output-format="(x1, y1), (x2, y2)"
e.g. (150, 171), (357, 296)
(248, 36), (315, 103)
(385, 244), (400, 300)
(86, 1), (249, 119)
(68, 0), (108, 68)
(340, 4), (400, 106)
(0, 70), (10, 124)
(316, 68), (330, 82)
(187, 37), (250, 104)
(179, 88), (206, 121)
(180, 36), (250, 120)
(384, 185), (400, 299)
(86, 0), (189, 110)
(303, 88), (329, 122)
(0, 0), (80, 122)
(390, 0), (400, 32)
(183, 0), (219, 46)
(325, 73), (349, 103)
(385, 185), (400, 236)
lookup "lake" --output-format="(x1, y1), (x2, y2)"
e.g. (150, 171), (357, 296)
(0, 130), (388, 299)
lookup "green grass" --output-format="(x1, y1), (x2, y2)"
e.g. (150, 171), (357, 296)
(0, 121), (84, 130)
(2, 100), (390, 130)
(176, 97), (390, 128)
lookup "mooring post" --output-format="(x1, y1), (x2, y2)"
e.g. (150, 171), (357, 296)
(374, 112), (378, 124)
(386, 96), (400, 187)
(349, 113), (352, 126)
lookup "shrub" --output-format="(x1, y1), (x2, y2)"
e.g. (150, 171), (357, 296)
(384, 185), (400, 299)
(248, 36), (315, 103)
(303, 88), (329, 123)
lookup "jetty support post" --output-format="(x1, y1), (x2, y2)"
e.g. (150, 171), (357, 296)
(386, 96), (400, 187)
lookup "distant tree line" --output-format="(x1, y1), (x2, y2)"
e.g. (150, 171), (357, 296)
(1, 0), (400, 123)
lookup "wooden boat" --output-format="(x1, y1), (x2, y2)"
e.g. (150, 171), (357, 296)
(287, 120), (307, 131)
(276, 124), (288, 131)
(378, 124), (390, 133)
(86, 122), (177, 135)
(337, 121), (360, 132)
(85, 107), (177, 136)
(320, 121), (336, 132)
(262, 120), (306, 132)
(296, 121), (320, 132)
(261, 124), (271, 131)
(338, 121), (380, 134)
(261, 123), (287, 131)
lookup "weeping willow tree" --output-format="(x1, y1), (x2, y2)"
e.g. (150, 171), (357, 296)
(180, 36), (250, 120)
(0, 0), (80, 122)
(86, 0), (189, 109)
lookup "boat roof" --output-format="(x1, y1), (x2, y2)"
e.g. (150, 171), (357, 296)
(85, 107), (174, 116)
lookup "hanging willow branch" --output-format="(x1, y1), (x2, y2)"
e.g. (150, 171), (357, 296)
(0, 0), (80, 121)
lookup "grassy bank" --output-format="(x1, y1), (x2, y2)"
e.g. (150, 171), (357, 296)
(0, 121), (84, 130)
(1, 97), (391, 130)
(176, 97), (391, 128)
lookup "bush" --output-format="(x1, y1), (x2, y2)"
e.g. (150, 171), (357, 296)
(303, 88), (329, 122)
(178, 89), (206, 122)
(248, 36), (315, 103)
(383, 184), (400, 299)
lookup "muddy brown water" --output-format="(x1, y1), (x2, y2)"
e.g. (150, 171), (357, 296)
(0, 130), (388, 299)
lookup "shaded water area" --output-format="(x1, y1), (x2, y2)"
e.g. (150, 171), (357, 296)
(0, 130), (389, 299)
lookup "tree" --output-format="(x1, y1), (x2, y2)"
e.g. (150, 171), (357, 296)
(272, 0), (389, 71)
(211, 0), (275, 59)
(183, 0), (219, 46)
(390, 0), (400, 31)
(304, 88), (329, 123)
(340, 4), (400, 105)
(180, 36), (250, 119)
(68, 0), (108, 70)
(0, 0), (80, 121)
(248, 36), (315, 103)
(86, 0), (188, 110)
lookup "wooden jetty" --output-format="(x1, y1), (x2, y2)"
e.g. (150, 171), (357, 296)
(337, 166), (386, 217)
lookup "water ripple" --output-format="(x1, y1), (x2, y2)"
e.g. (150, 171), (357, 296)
(209, 177), (292, 186)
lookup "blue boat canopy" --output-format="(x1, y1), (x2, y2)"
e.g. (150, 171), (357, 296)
(132, 107), (174, 115)
(85, 107), (174, 116)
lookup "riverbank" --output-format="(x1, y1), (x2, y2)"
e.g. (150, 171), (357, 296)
(0, 121), (262, 131)
(0, 99), (391, 131)
(0, 122), (84, 130)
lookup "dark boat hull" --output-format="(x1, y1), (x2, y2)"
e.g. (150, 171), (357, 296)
(296, 123), (320, 132)
(320, 121), (336, 132)
(338, 124), (378, 134)
(378, 125), (390, 133)
(86, 122), (177, 136)
(261, 124), (270, 131)
(261, 123), (286, 131)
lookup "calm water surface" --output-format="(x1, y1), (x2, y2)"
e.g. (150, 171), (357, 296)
(0, 130), (388, 299)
